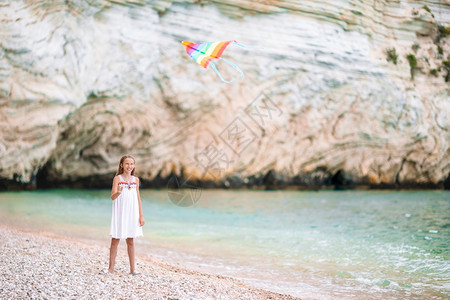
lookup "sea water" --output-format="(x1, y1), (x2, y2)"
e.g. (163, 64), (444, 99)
(0, 189), (448, 299)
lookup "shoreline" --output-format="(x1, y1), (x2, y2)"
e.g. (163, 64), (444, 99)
(2, 171), (449, 191)
(1, 183), (449, 192)
(0, 225), (298, 299)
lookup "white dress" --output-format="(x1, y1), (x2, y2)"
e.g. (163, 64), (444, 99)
(110, 175), (143, 239)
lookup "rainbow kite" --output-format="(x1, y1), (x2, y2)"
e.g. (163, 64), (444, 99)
(181, 40), (260, 83)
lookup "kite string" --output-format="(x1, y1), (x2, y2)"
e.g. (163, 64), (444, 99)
(232, 41), (264, 50)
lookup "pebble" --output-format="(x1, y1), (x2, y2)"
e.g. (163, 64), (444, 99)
(0, 226), (298, 299)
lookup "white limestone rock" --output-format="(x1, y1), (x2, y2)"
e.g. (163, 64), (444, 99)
(0, 0), (449, 188)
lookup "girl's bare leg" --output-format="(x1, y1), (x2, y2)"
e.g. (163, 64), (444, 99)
(108, 238), (120, 273)
(126, 238), (135, 273)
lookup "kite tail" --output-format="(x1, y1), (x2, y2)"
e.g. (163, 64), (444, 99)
(210, 62), (235, 83)
(210, 59), (245, 84)
(222, 58), (244, 79)
(232, 41), (264, 50)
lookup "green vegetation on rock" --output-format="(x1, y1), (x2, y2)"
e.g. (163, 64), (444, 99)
(422, 5), (434, 17)
(386, 48), (398, 65)
(430, 69), (439, 77)
(438, 25), (450, 36)
(406, 54), (418, 79)
(443, 61), (450, 82)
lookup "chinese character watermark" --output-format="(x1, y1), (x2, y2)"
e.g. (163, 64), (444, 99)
(219, 117), (257, 156)
(245, 92), (282, 129)
(167, 91), (283, 207)
(167, 174), (202, 207)
(194, 142), (234, 180)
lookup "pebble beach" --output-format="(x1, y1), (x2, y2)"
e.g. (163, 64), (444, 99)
(0, 226), (298, 299)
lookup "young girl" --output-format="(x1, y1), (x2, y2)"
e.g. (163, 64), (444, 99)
(108, 155), (145, 275)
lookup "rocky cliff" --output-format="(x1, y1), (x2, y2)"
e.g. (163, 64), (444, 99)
(1, 0), (449, 190)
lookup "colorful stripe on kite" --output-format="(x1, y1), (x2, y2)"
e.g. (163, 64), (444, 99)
(182, 40), (234, 68)
(181, 40), (263, 83)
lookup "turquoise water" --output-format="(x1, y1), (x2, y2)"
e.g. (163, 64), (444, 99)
(0, 190), (448, 299)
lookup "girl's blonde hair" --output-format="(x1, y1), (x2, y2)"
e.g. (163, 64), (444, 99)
(115, 155), (136, 176)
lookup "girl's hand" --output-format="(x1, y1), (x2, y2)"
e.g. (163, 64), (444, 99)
(139, 217), (145, 227)
(111, 176), (124, 200)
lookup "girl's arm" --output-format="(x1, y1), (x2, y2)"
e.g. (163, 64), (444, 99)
(111, 176), (123, 200)
(136, 177), (145, 227)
